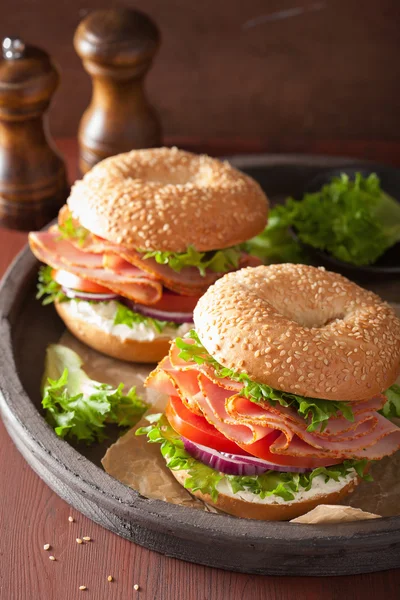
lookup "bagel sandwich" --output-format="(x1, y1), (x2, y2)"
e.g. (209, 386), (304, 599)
(29, 147), (268, 363)
(140, 264), (400, 520)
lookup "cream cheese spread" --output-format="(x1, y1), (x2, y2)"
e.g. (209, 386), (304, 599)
(216, 470), (357, 505)
(66, 300), (193, 342)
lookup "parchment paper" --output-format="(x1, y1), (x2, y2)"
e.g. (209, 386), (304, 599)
(58, 303), (400, 523)
(291, 505), (381, 523)
(59, 332), (204, 509)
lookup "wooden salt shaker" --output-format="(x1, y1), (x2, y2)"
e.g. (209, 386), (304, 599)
(0, 38), (69, 231)
(74, 8), (162, 174)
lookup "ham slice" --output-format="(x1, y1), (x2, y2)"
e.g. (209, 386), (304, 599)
(29, 233), (162, 304)
(226, 395), (379, 445)
(107, 248), (261, 296)
(102, 254), (158, 280)
(81, 242), (247, 296)
(30, 231), (105, 268)
(270, 421), (400, 461)
(57, 208), (262, 295)
(168, 340), (244, 391)
(147, 356), (203, 415)
(116, 249), (221, 296)
(197, 374), (272, 444)
(145, 339), (400, 462)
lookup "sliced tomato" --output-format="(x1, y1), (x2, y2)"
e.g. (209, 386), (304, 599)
(236, 438), (343, 469)
(52, 269), (114, 294)
(166, 396), (248, 455)
(151, 291), (200, 314)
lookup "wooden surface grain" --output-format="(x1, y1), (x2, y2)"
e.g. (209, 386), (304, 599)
(1, 140), (400, 599)
(1, 0), (400, 147)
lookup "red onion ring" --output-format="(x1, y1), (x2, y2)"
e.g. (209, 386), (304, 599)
(61, 287), (119, 302)
(62, 286), (193, 323)
(182, 437), (311, 475)
(124, 299), (193, 324)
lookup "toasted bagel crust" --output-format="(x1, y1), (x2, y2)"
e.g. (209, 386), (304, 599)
(171, 468), (360, 521)
(55, 301), (171, 363)
(67, 147), (268, 252)
(194, 264), (400, 401)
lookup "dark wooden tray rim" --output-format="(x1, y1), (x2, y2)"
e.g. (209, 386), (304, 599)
(1, 154), (400, 576)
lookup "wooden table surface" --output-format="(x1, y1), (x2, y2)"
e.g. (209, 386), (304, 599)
(1, 140), (400, 600)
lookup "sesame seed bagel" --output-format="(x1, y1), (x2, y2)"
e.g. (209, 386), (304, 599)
(193, 264), (400, 401)
(67, 147), (268, 252)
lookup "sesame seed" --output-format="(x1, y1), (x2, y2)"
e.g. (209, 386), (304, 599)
(43, 544), (50, 551)
(68, 516), (74, 523)
(79, 586), (87, 591)
(76, 538), (83, 544)
(82, 537), (91, 542)
(49, 556), (56, 561)
(107, 576), (113, 582)
(134, 584), (140, 591)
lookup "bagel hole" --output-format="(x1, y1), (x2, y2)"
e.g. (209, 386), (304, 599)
(277, 307), (346, 329)
(294, 313), (346, 328)
(322, 314), (345, 327)
(141, 172), (192, 185)
(137, 164), (214, 187)
(136, 166), (201, 186)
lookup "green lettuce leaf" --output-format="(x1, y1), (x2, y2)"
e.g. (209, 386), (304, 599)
(175, 330), (354, 432)
(278, 172), (400, 266)
(36, 265), (67, 305)
(243, 208), (309, 264)
(113, 302), (179, 334)
(42, 344), (148, 443)
(140, 245), (242, 276)
(58, 215), (90, 247)
(137, 415), (371, 502)
(244, 173), (400, 266)
(381, 384), (400, 420)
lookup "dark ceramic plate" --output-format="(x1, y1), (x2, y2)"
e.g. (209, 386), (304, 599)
(290, 166), (400, 281)
(1, 155), (400, 577)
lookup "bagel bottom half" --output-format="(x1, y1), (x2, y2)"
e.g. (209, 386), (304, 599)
(170, 468), (360, 521)
(55, 301), (171, 363)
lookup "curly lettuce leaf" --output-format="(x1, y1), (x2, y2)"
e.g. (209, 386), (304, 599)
(280, 172), (400, 266)
(58, 215), (90, 247)
(36, 265), (67, 305)
(140, 245), (242, 276)
(243, 207), (309, 264)
(42, 344), (148, 443)
(113, 302), (179, 334)
(175, 330), (354, 432)
(137, 415), (371, 502)
(381, 384), (400, 420)
(228, 458), (372, 500)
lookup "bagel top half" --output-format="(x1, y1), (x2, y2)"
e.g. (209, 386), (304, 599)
(193, 263), (400, 401)
(67, 147), (268, 253)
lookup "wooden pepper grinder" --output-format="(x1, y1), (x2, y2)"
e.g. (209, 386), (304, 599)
(0, 37), (69, 231)
(74, 8), (162, 174)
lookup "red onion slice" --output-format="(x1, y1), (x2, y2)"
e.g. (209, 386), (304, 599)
(182, 437), (311, 475)
(61, 287), (119, 302)
(124, 299), (193, 324)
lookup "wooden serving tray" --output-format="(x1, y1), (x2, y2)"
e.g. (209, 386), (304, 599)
(1, 154), (399, 576)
